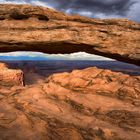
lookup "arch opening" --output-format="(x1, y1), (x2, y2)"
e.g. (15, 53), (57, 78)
(0, 51), (140, 85)
(0, 42), (139, 66)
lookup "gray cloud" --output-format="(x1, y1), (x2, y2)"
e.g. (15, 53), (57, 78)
(2, 0), (140, 22)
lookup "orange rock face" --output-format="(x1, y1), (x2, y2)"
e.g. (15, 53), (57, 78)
(0, 4), (139, 65)
(0, 67), (140, 140)
(0, 62), (24, 86)
(0, 4), (140, 140)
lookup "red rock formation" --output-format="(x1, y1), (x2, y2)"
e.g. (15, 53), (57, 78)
(0, 4), (140, 65)
(0, 67), (140, 140)
(0, 4), (140, 140)
(0, 62), (24, 86)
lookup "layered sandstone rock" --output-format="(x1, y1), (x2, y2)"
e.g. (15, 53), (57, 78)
(0, 4), (140, 65)
(0, 62), (24, 86)
(0, 4), (140, 140)
(0, 67), (140, 140)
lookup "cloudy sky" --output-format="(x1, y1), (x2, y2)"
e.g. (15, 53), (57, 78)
(0, 0), (140, 22)
(0, 52), (112, 60)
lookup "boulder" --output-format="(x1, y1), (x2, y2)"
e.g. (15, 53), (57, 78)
(0, 62), (24, 86)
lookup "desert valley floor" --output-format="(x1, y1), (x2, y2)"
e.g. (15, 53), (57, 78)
(1, 60), (140, 85)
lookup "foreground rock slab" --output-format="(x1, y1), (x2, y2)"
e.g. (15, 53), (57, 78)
(0, 67), (140, 140)
(0, 4), (140, 65)
(0, 63), (23, 86)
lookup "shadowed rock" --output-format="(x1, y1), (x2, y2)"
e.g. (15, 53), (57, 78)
(0, 4), (140, 65)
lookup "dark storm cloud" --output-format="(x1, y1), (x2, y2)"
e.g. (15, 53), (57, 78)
(54, 0), (134, 15)
(2, 0), (140, 22)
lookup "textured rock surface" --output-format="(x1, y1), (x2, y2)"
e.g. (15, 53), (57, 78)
(0, 4), (140, 65)
(0, 67), (140, 140)
(0, 4), (140, 140)
(0, 62), (23, 86)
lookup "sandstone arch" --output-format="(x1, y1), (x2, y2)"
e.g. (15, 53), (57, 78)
(0, 4), (140, 65)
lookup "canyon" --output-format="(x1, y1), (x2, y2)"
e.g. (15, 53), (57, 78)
(0, 4), (140, 140)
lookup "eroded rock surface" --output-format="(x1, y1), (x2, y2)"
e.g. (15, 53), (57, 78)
(0, 62), (23, 86)
(0, 67), (140, 140)
(0, 4), (140, 65)
(0, 4), (140, 140)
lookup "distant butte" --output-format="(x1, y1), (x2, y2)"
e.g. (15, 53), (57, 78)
(0, 4), (140, 65)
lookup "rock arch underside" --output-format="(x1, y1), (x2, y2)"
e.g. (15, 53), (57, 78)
(0, 4), (140, 140)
